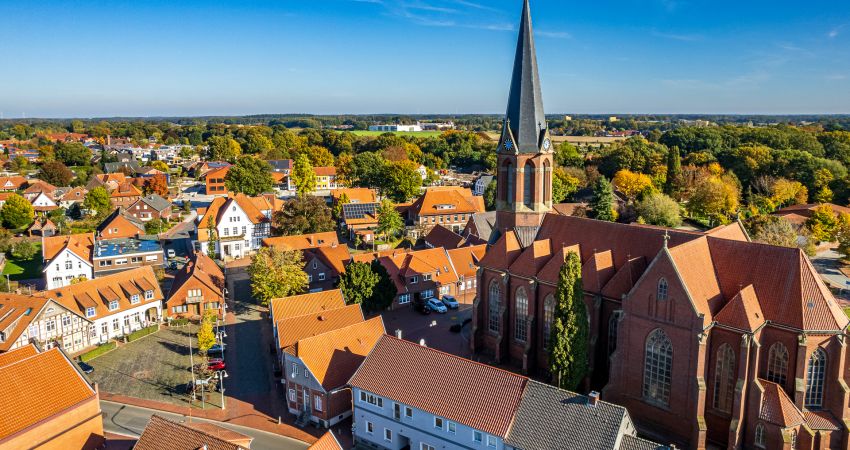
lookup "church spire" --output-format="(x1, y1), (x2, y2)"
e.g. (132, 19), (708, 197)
(504, 0), (547, 154)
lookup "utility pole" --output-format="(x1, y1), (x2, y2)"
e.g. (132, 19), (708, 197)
(189, 337), (196, 406)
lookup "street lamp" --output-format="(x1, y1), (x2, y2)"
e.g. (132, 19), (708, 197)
(217, 370), (228, 409)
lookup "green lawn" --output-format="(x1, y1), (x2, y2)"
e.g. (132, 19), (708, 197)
(844, 307), (850, 319)
(349, 130), (444, 138)
(3, 243), (43, 281)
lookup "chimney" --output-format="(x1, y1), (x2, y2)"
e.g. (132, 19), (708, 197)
(588, 391), (600, 407)
(395, 329), (402, 339)
(318, 315), (325, 321)
(419, 338), (427, 347)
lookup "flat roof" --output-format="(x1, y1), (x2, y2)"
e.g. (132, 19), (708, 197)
(94, 238), (162, 258)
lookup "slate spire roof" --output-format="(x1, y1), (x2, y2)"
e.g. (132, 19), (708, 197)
(505, 0), (547, 153)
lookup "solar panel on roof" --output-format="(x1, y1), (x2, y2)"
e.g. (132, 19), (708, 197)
(342, 202), (379, 219)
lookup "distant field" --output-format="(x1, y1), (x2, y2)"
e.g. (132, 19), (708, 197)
(484, 132), (627, 144)
(349, 130), (444, 138)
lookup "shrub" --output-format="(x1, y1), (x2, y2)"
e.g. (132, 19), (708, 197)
(168, 318), (190, 326)
(79, 342), (116, 362)
(127, 325), (159, 342)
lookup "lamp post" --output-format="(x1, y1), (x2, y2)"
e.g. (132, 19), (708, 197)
(217, 370), (228, 409)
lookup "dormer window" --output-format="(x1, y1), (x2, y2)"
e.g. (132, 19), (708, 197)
(130, 294), (140, 304)
(657, 278), (668, 301)
(410, 276), (418, 284)
(424, 274), (432, 281)
(108, 300), (119, 311)
(86, 307), (96, 318)
(144, 290), (154, 300)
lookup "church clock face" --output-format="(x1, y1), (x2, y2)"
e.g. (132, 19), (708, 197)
(504, 139), (514, 152)
(543, 138), (551, 151)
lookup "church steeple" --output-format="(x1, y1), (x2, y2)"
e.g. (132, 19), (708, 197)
(504, 0), (547, 154)
(495, 0), (553, 235)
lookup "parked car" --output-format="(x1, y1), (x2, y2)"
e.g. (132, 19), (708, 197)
(208, 358), (226, 371)
(441, 295), (459, 309)
(77, 361), (94, 374)
(207, 344), (225, 357)
(426, 298), (447, 313)
(413, 300), (432, 315)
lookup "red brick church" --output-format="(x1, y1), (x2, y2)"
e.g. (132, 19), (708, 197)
(471, 2), (850, 449)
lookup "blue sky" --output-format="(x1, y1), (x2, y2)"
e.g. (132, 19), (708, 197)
(0, 0), (848, 117)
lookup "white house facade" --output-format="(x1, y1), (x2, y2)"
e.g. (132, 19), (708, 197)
(43, 247), (93, 289)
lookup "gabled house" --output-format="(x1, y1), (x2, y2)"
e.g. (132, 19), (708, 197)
(134, 415), (250, 450)
(166, 252), (225, 319)
(0, 346), (104, 450)
(0, 176), (27, 191)
(42, 233), (95, 289)
(0, 295), (92, 353)
(377, 247), (464, 308)
(127, 194), (173, 222)
(38, 266), (163, 345)
(109, 180), (143, 208)
(97, 208), (146, 239)
(195, 194), (271, 260)
(263, 232), (349, 291)
(30, 191), (59, 214)
(284, 316), (385, 428)
(349, 335), (527, 450)
(57, 186), (87, 208)
(27, 218), (57, 237)
(331, 188), (377, 205)
(407, 186), (486, 236)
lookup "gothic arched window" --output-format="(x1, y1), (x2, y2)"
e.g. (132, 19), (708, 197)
(713, 344), (736, 413)
(766, 343), (789, 387)
(805, 348), (827, 408)
(523, 161), (535, 208)
(657, 278), (668, 301)
(608, 311), (623, 357)
(643, 329), (673, 406)
(543, 295), (555, 348)
(488, 280), (501, 333)
(515, 287), (528, 342)
(542, 160), (551, 205)
(754, 423), (766, 448)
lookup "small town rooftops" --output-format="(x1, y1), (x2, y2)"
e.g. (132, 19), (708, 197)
(349, 335), (527, 438)
(134, 415), (247, 450)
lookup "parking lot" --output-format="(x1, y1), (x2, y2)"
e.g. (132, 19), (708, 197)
(378, 302), (474, 359)
(87, 324), (224, 408)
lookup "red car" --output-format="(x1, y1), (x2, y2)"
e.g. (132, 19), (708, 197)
(208, 358), (226, 371)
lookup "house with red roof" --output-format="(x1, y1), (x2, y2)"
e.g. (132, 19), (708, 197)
(195, 194), (271, 260)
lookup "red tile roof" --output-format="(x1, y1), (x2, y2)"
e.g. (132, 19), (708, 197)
(309, 430), (344, 450)
(408, 186), (485, 218)
(263, 231), (339, 251)
(134, 415), (246, 450)
(42, 232), (94, 264)
(714, 285), (765, 332)
(0, 347), (97, 440)
(293, 316), (385, 390)
(277, 304), (364, 350)
(804, 410), (841, 431)
(269, 290), (346, 323)
(758, 379), (805, 427)
(349, 335), (527, 437)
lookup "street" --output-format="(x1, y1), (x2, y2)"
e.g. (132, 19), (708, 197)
(101, 400), (308, 450)
(811, 248), (850, 303)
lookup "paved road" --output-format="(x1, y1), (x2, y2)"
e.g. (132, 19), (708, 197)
(101, 401), (308, 450)
(811, 249), (850, 300)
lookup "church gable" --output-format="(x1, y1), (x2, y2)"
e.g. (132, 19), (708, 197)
(626, 248), (707, 327)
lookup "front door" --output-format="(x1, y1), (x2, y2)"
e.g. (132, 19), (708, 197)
(303, 391), (310, 413)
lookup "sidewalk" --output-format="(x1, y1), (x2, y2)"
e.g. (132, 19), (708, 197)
(100, 390), (319, 444)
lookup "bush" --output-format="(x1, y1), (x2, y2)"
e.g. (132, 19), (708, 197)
(168, 318), (190, 326)
(11, 240), (37, 260)
(127, 325), (158, 342)
(79, 342), (116, 362)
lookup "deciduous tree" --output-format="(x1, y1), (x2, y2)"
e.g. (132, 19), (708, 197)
(272, 196), (334, 236)
(376, 200), (404, 242)
(142, 176), (168, 197)
(206, 136), (242, 163)
(225, 156), (274, 196)
(612, 169), (654, 202)
(687, 174), (740, 226)
(636, 193), (681, 227)
(382, 161), (422, 203)
(248, 247), (309, 306)
(0, 194), (34, 229)
(39, 161), (74, 186)
(83, 186), (112, 217)
(291, 154), (316, 197)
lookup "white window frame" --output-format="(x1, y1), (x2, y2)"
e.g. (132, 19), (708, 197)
(384, 428), (392, 442)
(473, 431), (483, 443)
(487, 435), (497, 448)
(434, 417), (443, 430)
(315, 395), (322, 411)
(288, 389), (296, 402)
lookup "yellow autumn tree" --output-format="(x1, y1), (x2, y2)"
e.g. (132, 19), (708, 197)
(612, 169), (654, 202)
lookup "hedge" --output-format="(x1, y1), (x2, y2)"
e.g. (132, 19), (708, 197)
(127, 325), (159, 342)
(168, 318), (190, 326)
(79, 342), (116, 362)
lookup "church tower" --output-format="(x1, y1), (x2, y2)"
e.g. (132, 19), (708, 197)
(495, 0), (554, 235)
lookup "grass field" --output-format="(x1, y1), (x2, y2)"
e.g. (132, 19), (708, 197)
(350, 130), (445, 138)
(2, 242), (43, 281)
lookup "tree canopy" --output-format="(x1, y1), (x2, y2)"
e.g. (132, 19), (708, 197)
(248, 247), (308, 306)
(272, 196), (334, 236)
(225, 156), (274, 196)
(548, 251), (588, 391)
(0, 194), (34, 229)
